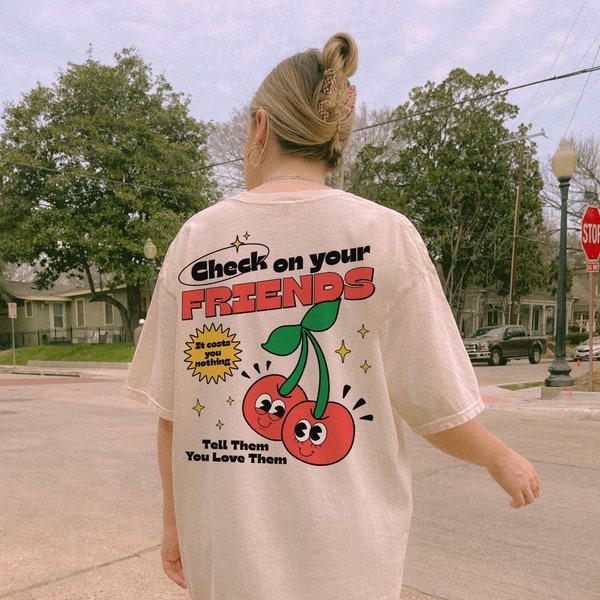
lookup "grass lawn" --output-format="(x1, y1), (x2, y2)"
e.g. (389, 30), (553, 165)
(0, 342), (135, 366)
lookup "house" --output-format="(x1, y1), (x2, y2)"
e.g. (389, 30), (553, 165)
(0, 280), (150, 349)
(460, 273), (595, 338)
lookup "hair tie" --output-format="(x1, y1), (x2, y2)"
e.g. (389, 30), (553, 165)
(339, 84), (356, 115)
(317, 68), (356, 123)
(317, 68), (338, 120)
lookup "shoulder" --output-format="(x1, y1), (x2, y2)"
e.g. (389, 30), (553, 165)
(334, 191), (425, 244)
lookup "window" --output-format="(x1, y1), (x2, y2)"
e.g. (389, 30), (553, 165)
(25, 301), (33, 318)
(532, 306), (541, 333)
(507, 326), (525, 338)
(104, 300), (114, 325)
(485, 304), (500, 326)
(52, 303), (65, 329)
(140, 293), (150, 318)
(76, 299), (85, 327)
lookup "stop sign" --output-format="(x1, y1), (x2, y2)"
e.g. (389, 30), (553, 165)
(581, 206), (600, 261)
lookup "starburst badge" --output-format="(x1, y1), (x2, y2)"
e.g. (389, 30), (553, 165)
(184, 324), (241, 383)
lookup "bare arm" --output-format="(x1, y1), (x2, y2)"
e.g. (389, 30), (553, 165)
(157, 417), (187, 589)
(423, 417), (541, 509)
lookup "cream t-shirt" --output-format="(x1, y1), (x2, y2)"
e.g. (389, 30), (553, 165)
(125, 189), (483, 600)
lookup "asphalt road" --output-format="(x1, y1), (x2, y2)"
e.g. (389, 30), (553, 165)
(0, 367), (598, 600)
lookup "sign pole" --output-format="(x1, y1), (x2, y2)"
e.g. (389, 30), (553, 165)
(590, 269), (595, 392)
(11, 319), (16, 367)
(8, 302), (17, 367)
(581, 206), (600, 391)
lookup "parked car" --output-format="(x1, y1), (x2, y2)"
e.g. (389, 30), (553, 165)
(463, 325), (547, 366)
(571, 336), (600, 361)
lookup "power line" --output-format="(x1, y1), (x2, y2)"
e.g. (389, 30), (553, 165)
(521, 0), (588, 119)
(2, 64), (599, 189)
(353, 64), (600, 134)
(209, 64), (600, 171)
(564, 43), (600, 136)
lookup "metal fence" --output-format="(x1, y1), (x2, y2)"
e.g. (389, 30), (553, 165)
(0, 326), (125, 349)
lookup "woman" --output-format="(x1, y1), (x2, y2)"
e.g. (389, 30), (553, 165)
(125, 33), (540, 600)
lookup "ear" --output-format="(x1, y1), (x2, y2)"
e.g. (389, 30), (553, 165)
(254, 108), (269, 146)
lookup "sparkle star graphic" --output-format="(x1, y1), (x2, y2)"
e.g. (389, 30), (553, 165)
(335, 340), (351, 363)
(193, 400), (205, 416)
(360, 360), (372, 374)
(231, 235), (243, 251)
(357, 324), (370, 338)
(243, 231), (250, 240)
(216, 420), (224, 430)
(226, 396), (235, 406)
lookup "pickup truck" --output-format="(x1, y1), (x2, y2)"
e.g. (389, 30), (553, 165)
(463, 325), (547, 366)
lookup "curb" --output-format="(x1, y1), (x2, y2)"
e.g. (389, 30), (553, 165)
(481, 384), (600, 421)
(27, 360), (131, 370)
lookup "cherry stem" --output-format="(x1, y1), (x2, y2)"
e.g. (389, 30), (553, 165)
(306, 330), (329, 419)
(279, 329), (308, 397)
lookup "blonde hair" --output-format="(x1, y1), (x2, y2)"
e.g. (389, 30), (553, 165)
(250, 33), (358, 169)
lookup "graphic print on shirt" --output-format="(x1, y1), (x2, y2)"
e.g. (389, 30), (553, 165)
(184, 323), (242, 383)
(243, 298), (356, 466)
(178, 234), (375, 466)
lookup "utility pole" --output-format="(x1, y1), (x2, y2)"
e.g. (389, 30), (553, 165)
(499, 125), (546, 325)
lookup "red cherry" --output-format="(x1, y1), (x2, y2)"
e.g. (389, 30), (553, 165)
(242, 375), (307, 441)
(281, 401), (355, 466)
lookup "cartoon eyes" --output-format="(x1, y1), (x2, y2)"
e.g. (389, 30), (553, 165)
(293, 419), (328, 445)
(254, 394), (286, 420)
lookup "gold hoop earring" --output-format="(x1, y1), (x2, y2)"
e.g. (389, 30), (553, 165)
(246, 140), (266, 167)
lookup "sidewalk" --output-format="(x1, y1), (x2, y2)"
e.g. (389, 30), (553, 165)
(0, 361), (130, 381)
(480, 382), (600, 420)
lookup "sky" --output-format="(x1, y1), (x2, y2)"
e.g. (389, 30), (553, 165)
(1, 0), (599, 169)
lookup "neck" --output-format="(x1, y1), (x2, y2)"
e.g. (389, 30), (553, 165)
(264, 174), (325, 185)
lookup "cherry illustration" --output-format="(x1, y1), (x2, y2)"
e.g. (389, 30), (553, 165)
(255, 297), (357, 466)
(282, 400), (355, 466)
(242, 374), (307, 441)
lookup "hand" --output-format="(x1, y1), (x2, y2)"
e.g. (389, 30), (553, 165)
(161, 524), (187, 589)
(424, 418), (542, 509)
(487, 447), (542, 509)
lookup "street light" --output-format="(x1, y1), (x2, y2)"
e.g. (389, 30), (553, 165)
(545, 139), (577, 388)
(143, 238), (157, 297)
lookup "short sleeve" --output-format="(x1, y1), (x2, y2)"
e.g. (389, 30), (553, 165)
(379, 269), (484, 436)
(123, 275), (178, 420)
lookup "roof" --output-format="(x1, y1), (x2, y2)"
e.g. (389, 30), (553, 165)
(2, 280), (90, 302)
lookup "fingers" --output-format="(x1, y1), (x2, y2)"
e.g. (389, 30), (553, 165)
(510, 480), (542, 509)
(162, 557), (188, 589)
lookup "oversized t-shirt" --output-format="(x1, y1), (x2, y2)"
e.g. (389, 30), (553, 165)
(124, 189), (484, 600)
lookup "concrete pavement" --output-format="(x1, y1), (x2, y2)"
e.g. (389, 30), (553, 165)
(0, 363), (599, 599)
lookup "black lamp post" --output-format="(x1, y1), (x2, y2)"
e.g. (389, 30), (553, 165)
(143, 238), (157, 298)
(545, 139), (577, 388)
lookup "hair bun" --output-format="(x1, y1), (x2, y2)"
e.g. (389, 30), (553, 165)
(322, 33), (358, 78)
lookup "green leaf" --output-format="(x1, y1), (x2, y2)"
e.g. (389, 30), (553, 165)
(301, 298), (341, 332)
(261, 324), (302, 356)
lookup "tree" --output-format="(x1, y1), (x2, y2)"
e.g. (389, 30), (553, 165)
(351, 69), (549, 323)
(335, 104), (398, 191)
(0, 48), (218, 339)
(207, 105), (248, 197)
